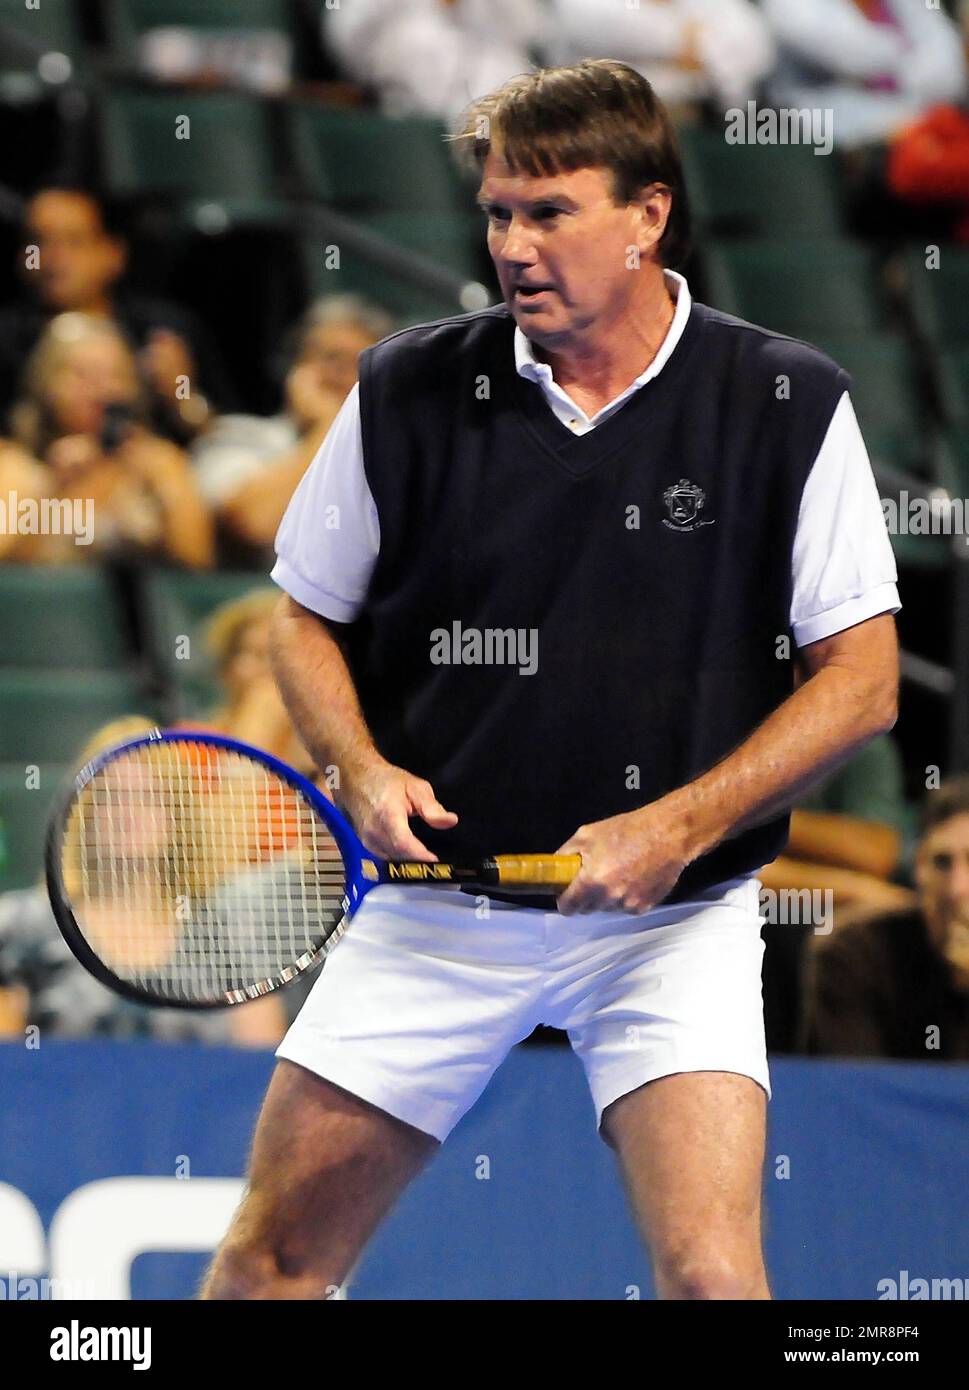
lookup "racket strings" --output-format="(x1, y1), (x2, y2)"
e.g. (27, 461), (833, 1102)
(65, 740), (348, 1003)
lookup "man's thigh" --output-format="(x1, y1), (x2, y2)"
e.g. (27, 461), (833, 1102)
(209, 1058), (439, 1295)
(559, 877), (770, 1135)
(601, 1071), (769, 1298)
(276, 884), (544, 1143)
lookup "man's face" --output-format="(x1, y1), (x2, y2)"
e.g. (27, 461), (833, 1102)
(478, 152), (668, 350)
(914, 811), (969, 986)
(25, 191), (125, 311)
(300, 320), (374, 400)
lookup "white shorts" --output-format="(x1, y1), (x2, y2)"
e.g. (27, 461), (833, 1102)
(275, 874), (770, 1143)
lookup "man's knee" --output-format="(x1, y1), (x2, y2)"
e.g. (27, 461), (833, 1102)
(205, 1236), (345, 1300)
(655, 1241), (768, 1300)
(202, 1192), (349, 1300)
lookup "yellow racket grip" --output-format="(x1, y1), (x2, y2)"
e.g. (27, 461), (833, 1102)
(493, 854), (582, 889)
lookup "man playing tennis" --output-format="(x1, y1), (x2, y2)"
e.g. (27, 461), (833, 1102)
(202, 59), (899, 1300)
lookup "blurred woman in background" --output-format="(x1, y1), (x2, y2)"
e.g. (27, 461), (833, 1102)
(191, 588), (316, 780)
(0, 436), (49, 562)
(193, 295), (392, 561)
(0, 716), (287, 1044)
(6, 313), (214, 568)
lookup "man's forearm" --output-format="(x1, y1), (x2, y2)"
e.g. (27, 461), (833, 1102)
(758, 855), (915, 911)
(268, 595), (384, 782)
(665, 663), (898, 864)
(787, 809), (901, 879)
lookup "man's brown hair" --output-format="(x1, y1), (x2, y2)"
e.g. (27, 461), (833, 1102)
(450, 59), (692, 268)
(920, 775), (969, 838)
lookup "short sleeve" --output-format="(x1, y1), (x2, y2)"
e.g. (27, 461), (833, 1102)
(790, 391), (901, 648)
(271, 383), (379, 623)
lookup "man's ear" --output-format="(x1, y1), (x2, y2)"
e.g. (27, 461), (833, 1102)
(633, 182), (672, 257)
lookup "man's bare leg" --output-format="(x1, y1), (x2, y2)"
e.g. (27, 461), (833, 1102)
(602, 1071), (770, 1300)
(200, 1059), (439, 1299)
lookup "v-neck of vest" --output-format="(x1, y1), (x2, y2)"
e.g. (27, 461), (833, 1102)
(502, 301), (706, 480)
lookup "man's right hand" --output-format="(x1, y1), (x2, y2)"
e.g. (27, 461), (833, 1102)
(337, 761), (458, 862)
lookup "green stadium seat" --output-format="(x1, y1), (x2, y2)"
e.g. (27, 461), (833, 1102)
(796, 336), (952, 573)
(97, 86), (284, 228)
(0, 566), (130, 671)
(141, 568), (275, 715)
(813, 338), (959, 573)
(938, 344), (969, 428)
(299, 229), (468, 328)
(287, 105), (476, 215)
(934, 346), (969, 507)
(0, 0), (83, 78)
(812, 335), (927, 476)
(888, 527), (955, 572)
(0, 671), (149, 763)
(361, 210), (490, 280)
(0, 763), (67, 891)
(678, 129), (844, 238)
(938, 430), (969, 500)
(903, 245), (969, 344)
(299, 207), (496, 327)
(704, 240), (888, 340)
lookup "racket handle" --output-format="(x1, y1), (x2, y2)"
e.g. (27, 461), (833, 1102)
(492, 854), (581, 888)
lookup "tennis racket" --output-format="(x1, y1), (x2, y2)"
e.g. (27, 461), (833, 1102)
(45, 729), (581, 1009)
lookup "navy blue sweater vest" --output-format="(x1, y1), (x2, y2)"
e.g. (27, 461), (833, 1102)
(348, 300), (849, 905)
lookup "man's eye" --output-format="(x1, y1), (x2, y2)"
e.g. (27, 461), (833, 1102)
(482, 206), (563, 223)
(934, 854), (953, 871)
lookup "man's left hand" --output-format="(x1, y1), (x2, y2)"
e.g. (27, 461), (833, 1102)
(554, 799), (697, 916)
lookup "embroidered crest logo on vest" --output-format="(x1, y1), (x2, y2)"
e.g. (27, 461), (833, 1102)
(662, 478), (716, 532)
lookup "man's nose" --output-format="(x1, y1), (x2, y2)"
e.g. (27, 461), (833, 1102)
(498, 216), (539, 266)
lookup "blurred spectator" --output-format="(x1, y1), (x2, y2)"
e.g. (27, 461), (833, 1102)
(886, 1), (969, 241)
(801, 775), (969, 1059)
(0, 186), (236, 444)
(324, 0), (545, 124)
(760, 731), (914, 1053)
(0, 437), (48, 563)
(0, 716), (288, 1046)
(193, 295), (392, 560)
(179, 588), (316, 781)
(888, 106), (969, 241)
(137, 23), (292, 94)
(548, 0), (775, 112)
(760, 733), (914, 919)
(761, 0), (967, 149)
(5, 313), (214, 568)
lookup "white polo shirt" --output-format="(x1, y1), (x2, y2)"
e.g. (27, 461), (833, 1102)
(272, 270), (901, 647)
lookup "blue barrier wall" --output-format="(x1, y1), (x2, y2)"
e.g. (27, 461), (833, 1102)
(0, 1040), (966, 1300)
